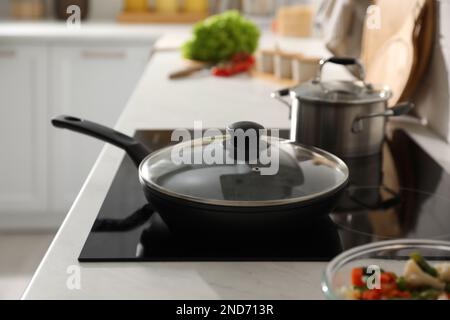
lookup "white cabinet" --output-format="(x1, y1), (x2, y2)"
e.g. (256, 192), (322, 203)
(49, 45), (151, 214)
(0, 45), (48, 216)
(0, 42), (153, 228)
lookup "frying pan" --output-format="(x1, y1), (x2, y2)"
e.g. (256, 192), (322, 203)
(52, 115), (349, 234)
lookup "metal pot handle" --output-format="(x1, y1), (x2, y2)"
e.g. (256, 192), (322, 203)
(315, 57), (366, 84)
(270, 88), (292, 118)
(351, 102), (415, 133)
(270, 88), (291, 107)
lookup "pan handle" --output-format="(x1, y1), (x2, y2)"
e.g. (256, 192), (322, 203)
(52, 115), (150, 167)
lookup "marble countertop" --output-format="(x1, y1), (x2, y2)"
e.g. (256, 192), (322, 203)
(0, 21), (189, 44)
(21, 36), (337, 298)
(21, 28), (450, 299)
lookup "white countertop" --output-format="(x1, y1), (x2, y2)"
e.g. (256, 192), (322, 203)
(21, 35), (337, 299)
(0, 21), (189, 44)
(0, 20), (331, 53)
(21, 28), (450, 299)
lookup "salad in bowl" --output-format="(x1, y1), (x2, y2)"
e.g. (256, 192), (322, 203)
(322, 239), (450, 300)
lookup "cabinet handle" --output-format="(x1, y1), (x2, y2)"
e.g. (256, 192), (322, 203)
(0, 50), (16, 58)
(80, 50), (127, 60)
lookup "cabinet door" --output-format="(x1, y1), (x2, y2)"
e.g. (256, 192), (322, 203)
(0, 46), (48, 214)
(49, 45), (151, 214)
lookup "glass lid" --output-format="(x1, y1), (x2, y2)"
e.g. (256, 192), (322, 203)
(292, 80), (392, 104)
(139, 129), (349, 207)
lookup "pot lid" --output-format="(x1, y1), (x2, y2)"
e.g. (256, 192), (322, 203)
(292, 80), (392, 104)
(139, 122), (349, 207)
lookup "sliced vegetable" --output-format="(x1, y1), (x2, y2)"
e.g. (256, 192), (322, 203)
(410, 252), (438, 277)
(386, 289), (412, 299)
(380, 281), (397, 295)
(436, 263), (450, 282)
(417, 288), (440, 300)
(361, 289), (382, 300)
(396, 276), (408, 291)
(211, 53), (255, 77)
(343, 253), (449, 300)
(445, 282), (450, 293)
(351, 267), (365, 287)
(380, 272), (396, 283)
(403, 259), (445, 290)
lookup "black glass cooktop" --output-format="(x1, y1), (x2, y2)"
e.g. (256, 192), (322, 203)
(78, 129), (450, 262)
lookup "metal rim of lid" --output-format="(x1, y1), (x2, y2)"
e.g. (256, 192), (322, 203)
(291, 81), (393, 105)
(138, 136), (350, 207)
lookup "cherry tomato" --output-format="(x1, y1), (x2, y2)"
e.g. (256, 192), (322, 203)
(380, 272), (397, 283)
(386, 290), (412, 299)
(362, 289), (382, 300)
(351, 268), (365, 287)
(211, 53), (255, 77)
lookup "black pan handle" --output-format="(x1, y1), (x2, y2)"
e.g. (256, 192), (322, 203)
(52, 115), (150, 167)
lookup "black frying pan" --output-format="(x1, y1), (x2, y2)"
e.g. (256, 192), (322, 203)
(52, 115), (348, 234)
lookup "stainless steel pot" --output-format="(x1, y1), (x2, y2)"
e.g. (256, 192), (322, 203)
(271, 57), (414, 158)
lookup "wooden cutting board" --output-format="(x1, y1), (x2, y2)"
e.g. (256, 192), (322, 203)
(361, 0), (417, 70)
(361, 0), (434, 105)
(402, 0), (435, 102)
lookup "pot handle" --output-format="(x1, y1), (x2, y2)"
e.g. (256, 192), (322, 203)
(52, 115), (150, 167)
(270, 88), (292, 118)
(316, 57), (366, 84)
(351, 102), (414, 133)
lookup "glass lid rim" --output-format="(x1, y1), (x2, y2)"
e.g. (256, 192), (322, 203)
(291, 81), (393, 104)
(138, 137), (350, 207)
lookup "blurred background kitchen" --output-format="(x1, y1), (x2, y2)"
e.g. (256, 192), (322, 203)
(0, 0), (449, 299)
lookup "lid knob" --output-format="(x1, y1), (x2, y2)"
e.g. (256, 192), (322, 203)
(226, 122), (264, 162)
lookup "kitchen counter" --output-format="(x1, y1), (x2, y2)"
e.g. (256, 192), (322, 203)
(21, 29), (450, 299)
(21, 39), (332, 299)
(0, 21), (336, 52)
(0, 21), (189, 44)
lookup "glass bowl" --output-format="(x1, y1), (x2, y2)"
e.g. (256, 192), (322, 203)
(322, 239), (450, 299)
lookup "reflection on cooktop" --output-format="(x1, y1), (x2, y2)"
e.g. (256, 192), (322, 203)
(332, 187), (450, 249)
(84, 203), (341, 261)
(78, 129), (450, 262)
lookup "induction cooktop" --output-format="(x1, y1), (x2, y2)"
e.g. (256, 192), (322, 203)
(78, 129), (450, 262)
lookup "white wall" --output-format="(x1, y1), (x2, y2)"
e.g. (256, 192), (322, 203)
(414, 0), (450, 142)
(0, 0), (53, 19)
(0, 1), (10, 18)
(89, 0), (123, 20)
(0, 0), (123, 20)
(0, 0), (314, 20)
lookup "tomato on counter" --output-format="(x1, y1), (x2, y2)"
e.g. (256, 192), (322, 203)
(212, 53), (255, 77)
